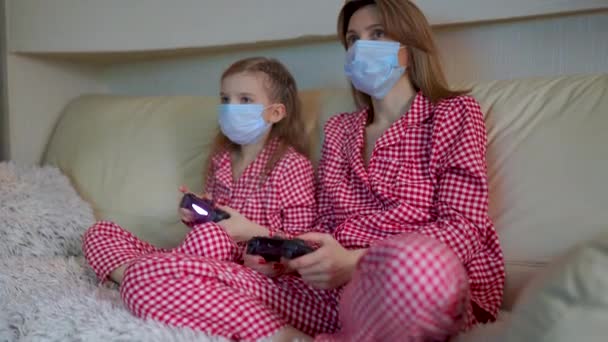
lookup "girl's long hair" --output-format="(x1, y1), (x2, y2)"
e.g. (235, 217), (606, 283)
(204, 57), (309, 188)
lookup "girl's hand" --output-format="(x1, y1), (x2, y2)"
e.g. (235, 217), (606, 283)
(177, 185), (211, 224)
(179, 208), (196, 224)
(216, 206), (268, 242)
(287, 233), (367, 289)
(178, 185), (210, 200)
(243, 253), (287, 277)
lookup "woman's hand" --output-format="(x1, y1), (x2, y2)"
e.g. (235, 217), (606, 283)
(287, 233), (367, 289)
(243, 253), (287, 277)
(216, 206), (268, 242)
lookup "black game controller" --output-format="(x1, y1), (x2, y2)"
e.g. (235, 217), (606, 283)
(246, 236), (315, 262)
(179, 193), (230, 225)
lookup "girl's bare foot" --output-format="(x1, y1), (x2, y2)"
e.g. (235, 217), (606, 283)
(272, 326), (313, 342)
(109, 264), (128, 284)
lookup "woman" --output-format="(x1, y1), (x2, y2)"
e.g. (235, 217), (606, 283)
(119, 1), (504, 341)
(296, 1), (505, 340)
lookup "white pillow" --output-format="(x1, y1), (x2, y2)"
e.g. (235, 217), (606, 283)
(504, 233), (608, 342)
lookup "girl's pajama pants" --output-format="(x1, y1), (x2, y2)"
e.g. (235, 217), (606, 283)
(83, 221), (469, 341)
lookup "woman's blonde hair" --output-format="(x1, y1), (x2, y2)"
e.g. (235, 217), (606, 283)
(338, 0), (468, 108)
(204, 57), (309, 187)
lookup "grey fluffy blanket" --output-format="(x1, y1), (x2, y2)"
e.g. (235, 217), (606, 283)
(0, 257), (229, 341)
(0, 162), (229, 342)
(0, 162), (94, 257)
(0, 162), (504, 342)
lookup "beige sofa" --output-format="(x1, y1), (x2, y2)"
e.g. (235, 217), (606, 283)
(43, 74), (608, 340)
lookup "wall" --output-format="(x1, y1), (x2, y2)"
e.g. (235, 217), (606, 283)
(4, 1), (608, 164)
(102, 40), (346, 96)
(7, 0), (607, 53)
(7, 0), (342, 53)
(102, 11), (608, 96)
(5, 56), (103, 164)
(0, 0), (7, 161)
(437, 11), (608, 84)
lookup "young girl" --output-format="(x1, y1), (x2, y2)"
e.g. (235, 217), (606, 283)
(83, 57), (317, 284)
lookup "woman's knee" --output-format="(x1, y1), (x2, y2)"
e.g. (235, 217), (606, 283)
(357, 233), (469, 329)
(363, 233), (467, 287)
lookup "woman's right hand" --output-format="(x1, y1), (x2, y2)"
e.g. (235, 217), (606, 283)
(288, 233), (366, 289)
(243, 253), (286, 277)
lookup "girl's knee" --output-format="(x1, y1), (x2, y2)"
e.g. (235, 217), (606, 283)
(82, 221), (120, 254)
(121, 253), (217, 294)
(83, 220), (124, 241)
(120, 253), (169, 313)
(121, 253), (173, 284)
(120, 253), (220, 317)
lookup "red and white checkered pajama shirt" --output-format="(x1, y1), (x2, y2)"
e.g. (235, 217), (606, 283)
(315, 94), (505, 341)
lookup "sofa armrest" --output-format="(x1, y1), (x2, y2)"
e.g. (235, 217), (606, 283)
(503, 232), (608, 342)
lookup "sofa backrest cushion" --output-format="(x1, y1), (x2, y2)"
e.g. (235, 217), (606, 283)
(44, 74), (608, 308)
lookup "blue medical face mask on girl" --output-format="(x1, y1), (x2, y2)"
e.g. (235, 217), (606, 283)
(344, 40), (406, 99)
(218, 104), (272, 145)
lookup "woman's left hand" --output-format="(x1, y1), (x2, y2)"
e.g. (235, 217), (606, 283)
(287, 233), (366, 289)
(216, 205), (267, 242)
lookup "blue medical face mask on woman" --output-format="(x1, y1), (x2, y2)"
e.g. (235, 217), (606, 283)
(344, 40), (406, 99)
(217, 104), (272, 145)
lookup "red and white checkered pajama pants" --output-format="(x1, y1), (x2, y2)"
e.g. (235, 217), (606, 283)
(82, 220), (242, 282)
(116, 232), (469, 341)
(121, 253), (342, 340)
(317, 233), (470, 342)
